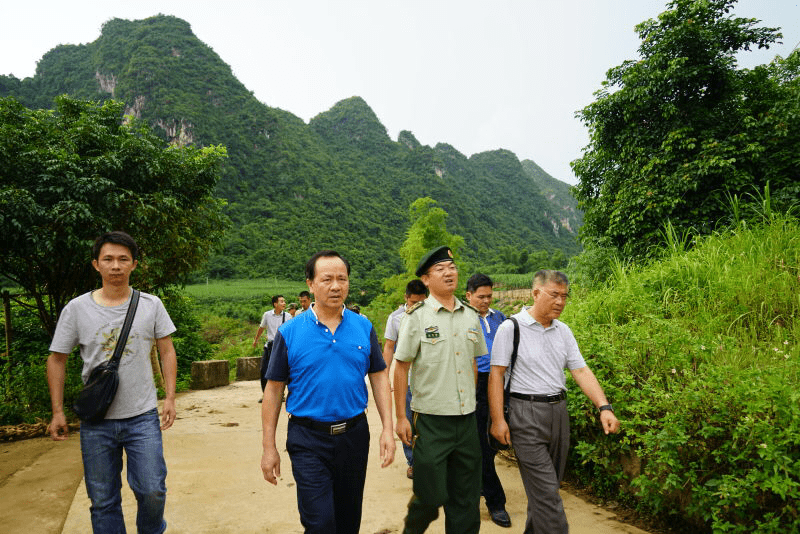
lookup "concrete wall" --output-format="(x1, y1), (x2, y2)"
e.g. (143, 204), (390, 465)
(190, 360), (229, 390)
(236, 357), (261, 381)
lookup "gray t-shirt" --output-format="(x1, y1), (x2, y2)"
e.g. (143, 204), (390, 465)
(490, 307), (586, 395)
(50, 289), (176, 419)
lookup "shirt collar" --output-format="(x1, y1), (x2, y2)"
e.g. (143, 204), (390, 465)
(518, 306), (559, 330)
(309, 303), (346, 323)
(426, 294), (463, 312)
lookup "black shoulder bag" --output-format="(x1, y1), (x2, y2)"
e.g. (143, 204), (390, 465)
(72, 289), (140, 423)
(488, 317), (520, 451)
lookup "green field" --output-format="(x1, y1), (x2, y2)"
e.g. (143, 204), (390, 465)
(184, 278), (308, 322)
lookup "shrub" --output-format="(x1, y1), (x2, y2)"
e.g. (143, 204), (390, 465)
(563, 215), (800, 533)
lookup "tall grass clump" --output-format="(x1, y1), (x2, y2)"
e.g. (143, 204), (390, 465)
(562, 214), (799, 533)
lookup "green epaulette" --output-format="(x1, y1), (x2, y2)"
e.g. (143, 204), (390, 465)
(405, 301), (424, 314)
(462, 301), (479, 313)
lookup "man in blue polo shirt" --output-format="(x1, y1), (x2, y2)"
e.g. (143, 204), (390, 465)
(465, 273), (510, 528)
(260, 250), (395, 534)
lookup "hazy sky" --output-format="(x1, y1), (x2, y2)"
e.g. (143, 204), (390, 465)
(2, 1), (798, 184)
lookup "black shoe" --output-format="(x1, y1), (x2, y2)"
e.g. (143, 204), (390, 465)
(489, 509), (512, 528)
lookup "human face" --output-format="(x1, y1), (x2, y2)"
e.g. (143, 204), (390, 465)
(299, 295), (311, 310)
(306, 256), (349, 312)
(531, 281), (569, 327)
(421, 261), (458, 297)
(274, 297), (286, 313)
(405, 293), (427, 308)
(92, 243), (137, 288)
(466, 285), (493, 316)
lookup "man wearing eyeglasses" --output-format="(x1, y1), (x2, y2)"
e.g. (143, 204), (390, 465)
(394, 246), (488, 534)
(488, 269), (620, 534)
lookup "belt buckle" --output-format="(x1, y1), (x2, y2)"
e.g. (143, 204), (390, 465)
(330, 422), (347, 435)
(548, 395), (560, 404)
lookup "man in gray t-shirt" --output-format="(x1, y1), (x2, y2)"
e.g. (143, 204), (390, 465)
(47, 231), (177, 533)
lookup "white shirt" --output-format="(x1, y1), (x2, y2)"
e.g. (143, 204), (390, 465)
(490, 307), (586, 395)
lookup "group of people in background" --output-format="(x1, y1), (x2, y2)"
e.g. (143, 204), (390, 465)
(45, 232), (620, 534)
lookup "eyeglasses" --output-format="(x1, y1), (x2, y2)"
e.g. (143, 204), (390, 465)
(539, 289), (569, 301)
(430, 263), (458, 275)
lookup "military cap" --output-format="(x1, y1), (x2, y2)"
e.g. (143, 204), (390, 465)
(415, 246), (455, 277)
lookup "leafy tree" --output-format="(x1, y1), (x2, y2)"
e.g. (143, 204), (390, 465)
(0, 95), (228, 335)
(398, 197), (466, 273)
(572, 0), (798, 258)
(368, 197), (466, 327)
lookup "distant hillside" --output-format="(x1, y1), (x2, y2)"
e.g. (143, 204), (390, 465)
(521, 159), (583, 235)
(0, 14), (581, 298)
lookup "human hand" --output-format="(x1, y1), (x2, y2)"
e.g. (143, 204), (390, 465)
(490, 419), (511, 447)
(379, 428), (396, 468)
(48, 412), (69, 441)
(600, 410), (620, 435)
(395, 417), (412, 446)
(160, 398), (176, 430)
(261, 447), (281, 485)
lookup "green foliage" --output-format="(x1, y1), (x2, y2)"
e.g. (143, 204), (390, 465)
(0, 95), (228, 335)
(483, 246), (569, 274)
(0, 300), (80, 424)
(160, 291), (214, 381)
(563, 214), (800, 533)
(572, 0), (799, 259)
(183, 278), (308, 322)
(0, 14), (582, 302)
(398, 197), (465, 272)
(367, 198), (466, 335)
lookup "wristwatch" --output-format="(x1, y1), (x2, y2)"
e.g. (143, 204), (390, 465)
(599, 404), (614, 413)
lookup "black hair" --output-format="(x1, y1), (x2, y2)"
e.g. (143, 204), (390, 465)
(305, 250), (351, 281)
(466, 273), (493, 293)
(271, 294), (284, 305)
(405, 279), (428, 297)
(298, 290), (311, 299)
(92, 231), (139, 261)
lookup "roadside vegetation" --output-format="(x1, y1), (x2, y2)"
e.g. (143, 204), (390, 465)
(561, 213), (799, 533)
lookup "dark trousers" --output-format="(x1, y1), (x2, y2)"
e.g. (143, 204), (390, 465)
(260, 341), (273, 391)
(286, 416), (370, 534)
(476, 372), (507, 512)
(403, 413), (482, 534)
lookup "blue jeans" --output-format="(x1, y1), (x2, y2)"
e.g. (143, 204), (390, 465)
(79, 408), (167, 534)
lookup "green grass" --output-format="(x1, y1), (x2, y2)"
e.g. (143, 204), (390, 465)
(184, 278), (308, 322)
(560, 214), (799, 533)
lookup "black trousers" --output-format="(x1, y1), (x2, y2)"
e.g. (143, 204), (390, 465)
(476, 371), (507, 511)
(286, 416), (370, 534)
(260, 341), (273, 391)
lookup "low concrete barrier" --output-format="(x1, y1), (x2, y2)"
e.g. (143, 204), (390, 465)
(236, 357), (261, 381)
(190, 360), (229, 390)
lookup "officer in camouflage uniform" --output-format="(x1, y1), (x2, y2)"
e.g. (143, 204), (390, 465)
(393, 246), (488, 534)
